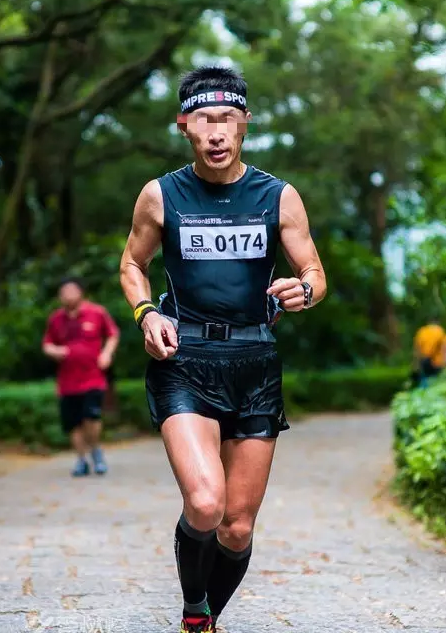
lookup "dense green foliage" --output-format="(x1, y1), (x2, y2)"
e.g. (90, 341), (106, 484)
(283, 365), (408, 413)
(392, 378), (446, 538)
(0, 379), (148, 450)
(1, 0), (446, 383)
(0, 364), (406, 450)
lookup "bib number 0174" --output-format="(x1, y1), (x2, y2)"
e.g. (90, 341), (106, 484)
(215, 233), (264, 253)
(180, 224), (267, 260)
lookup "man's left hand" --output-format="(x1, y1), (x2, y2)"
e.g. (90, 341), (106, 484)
(98, 350), (112, 370)
(267, 277), (305, 312)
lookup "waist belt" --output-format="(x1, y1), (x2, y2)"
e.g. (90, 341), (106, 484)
(177, 321), (275, 343)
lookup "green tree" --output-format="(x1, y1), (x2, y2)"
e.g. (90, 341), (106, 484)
(237, 0), (444, 352)
(0, 0), (286, 273)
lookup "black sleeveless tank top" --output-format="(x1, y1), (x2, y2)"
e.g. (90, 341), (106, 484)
(158, 164), (286, 327)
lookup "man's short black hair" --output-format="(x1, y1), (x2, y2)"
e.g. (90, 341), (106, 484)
(179, 66), (247, 101)
(58, 276), (85, 292)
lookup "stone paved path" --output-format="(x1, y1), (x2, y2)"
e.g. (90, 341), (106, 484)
(0, 412), (445, 633)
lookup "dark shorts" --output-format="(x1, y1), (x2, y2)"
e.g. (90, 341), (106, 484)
(59, 389), (105, 434)
(145, 343), (289, 442)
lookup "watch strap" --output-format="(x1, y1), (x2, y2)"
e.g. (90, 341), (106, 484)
(301, 282), (313, 308)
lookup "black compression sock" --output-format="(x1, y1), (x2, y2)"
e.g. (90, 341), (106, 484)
(202, 532), (218, 585)
(206, 539), (253, 618)
(174, 514), (215, 614)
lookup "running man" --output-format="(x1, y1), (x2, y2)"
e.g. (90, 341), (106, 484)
(120, 67), (327, 632)
(42, 277), (120, 477)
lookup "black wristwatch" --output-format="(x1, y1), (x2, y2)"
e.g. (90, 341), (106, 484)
(301, 282), (313, 309)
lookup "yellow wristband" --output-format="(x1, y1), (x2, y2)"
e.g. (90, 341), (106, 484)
(134, 302), (156, 324)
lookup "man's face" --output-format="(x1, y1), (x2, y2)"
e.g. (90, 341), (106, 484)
(180, 106), (250, 171)
(59, 282), (83, 310)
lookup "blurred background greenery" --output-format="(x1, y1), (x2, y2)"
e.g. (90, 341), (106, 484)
(1, 0), (446, 447)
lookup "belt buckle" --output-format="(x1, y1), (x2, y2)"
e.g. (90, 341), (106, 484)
(203, 322), (231, 341)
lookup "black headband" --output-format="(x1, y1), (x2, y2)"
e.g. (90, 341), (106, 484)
(180, 89), (247, 114)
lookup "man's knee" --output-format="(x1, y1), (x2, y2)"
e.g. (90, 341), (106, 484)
(217, 515), (254, 551)
(185, 489), (225, 532)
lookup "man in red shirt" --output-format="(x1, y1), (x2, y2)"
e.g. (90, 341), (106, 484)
(42, 277), (120, 477)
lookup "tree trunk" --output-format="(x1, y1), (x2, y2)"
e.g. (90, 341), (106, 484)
(357, 181), (399, 354)
(16, 196), (34, 256)
(60, 176), (74, 245)
(0, 38), (58, 274)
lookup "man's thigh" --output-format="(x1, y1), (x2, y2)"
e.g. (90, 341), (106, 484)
(59, 395), (84, 435)
(161, 413), (224, 502)
(220, 436), (277, 522)
(82, 389), (105, 421)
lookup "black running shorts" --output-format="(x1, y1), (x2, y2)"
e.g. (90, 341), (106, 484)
(59, 389), (105, 435)
(145, 343), (289, 442)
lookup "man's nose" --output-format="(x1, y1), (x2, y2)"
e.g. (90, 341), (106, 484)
(209, 131), (224, 141)
(206, 122), (226, 137)
(208, 132), (226, 145)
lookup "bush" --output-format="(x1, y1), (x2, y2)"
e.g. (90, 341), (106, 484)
(0, 379), (152, 451)
(391, 378), (446, 538)
(0, 365), (406, 451)
(283, 364), (408, 415)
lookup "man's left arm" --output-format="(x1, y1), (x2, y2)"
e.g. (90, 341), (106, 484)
(267, 184), (327, 311)
(98, 309), (120, 370)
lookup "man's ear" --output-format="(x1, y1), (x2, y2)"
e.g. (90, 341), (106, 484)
(176, 113), (188, 138)
(242, 110), (252, 140)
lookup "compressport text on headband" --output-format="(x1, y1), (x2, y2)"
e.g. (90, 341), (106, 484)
(180, 89), (247, 114)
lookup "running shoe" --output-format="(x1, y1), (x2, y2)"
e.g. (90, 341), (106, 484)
(71, 457), (90, 477)
(180, 615), (215, 633)
(91, 447), (108, 475)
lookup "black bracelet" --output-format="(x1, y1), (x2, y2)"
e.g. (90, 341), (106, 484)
(136, 305), (158, 330)
(134, 300), (158, 330)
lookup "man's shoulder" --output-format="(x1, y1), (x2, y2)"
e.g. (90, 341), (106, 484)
(249, 165), (287, 186)
(48, 308), (65, 323)
(158, 164), (191, 184)
(82, 301), (107, 316)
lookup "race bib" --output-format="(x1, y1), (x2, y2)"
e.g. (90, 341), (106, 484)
(180, 224), (267, 260)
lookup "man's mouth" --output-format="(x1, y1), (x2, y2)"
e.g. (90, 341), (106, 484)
(208, 149), (228, 162)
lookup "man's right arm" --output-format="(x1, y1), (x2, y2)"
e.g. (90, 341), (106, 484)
(42, 317), (68, 361)
(120, 179), (178, 360)
(120, 179), (163, 308)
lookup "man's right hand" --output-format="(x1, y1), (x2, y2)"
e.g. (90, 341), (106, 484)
(48, 345), (69, 361)
(141, 312), (178, 360)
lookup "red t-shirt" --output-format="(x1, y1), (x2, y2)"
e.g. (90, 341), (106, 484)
(43, 301), (119, 396)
